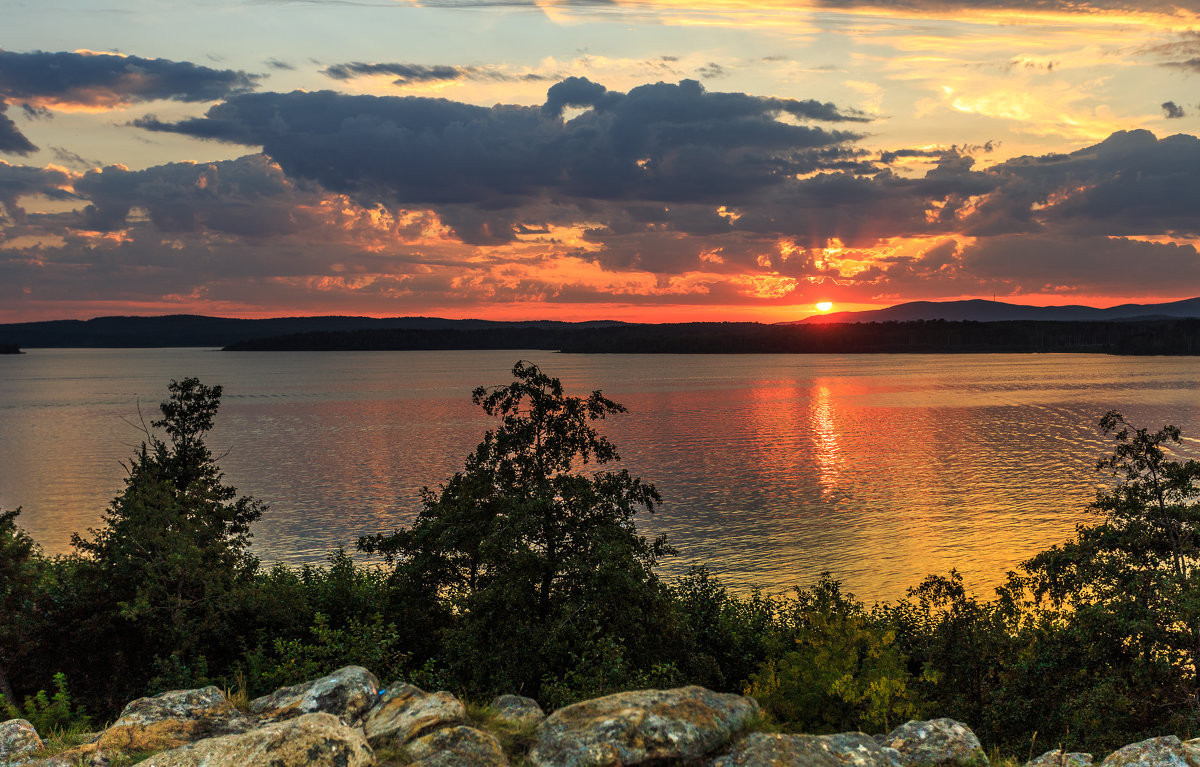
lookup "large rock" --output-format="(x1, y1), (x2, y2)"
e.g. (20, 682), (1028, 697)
(0, 719), (43, 761)
(1100, 736), (1193, 767)
(363, 684), (467, 748)
(490, 694), (546, 727)
(407, 725), (509, 767)
(1028, 750), (1094, 767)
(885, 719), (987, 767)
(529, 685), (760, 767)
(249, 666), (380, 725)
(140, 712), (373, 767)
(711, 731), (903, 767)
(97, 686), (250, 753)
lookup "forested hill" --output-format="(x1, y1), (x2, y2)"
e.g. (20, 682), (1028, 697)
(0, 315), (623, 348)
(225, 318), (1200, 355)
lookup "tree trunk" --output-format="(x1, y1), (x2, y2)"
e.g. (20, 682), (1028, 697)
(0, 663), (14, 702)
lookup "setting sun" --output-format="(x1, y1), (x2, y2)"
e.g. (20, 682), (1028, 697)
(817, 302), (834, 312)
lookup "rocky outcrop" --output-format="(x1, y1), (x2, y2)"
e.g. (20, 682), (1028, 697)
(406, 725), (509, 766)
(140, 712), (373, 767)
(249, 665), (380, 725)
(97, 685), (251, 752)
(711, 731), (904, 767)
(490, 694), (545, 727)
(885, 718), (988, 767)
(362, 684), (467, 748)
(529, 685), (760, 767)
(1028, 749), (1094, 767)
(1099, 736), (1193, 767)
(0, 719), (43, 762)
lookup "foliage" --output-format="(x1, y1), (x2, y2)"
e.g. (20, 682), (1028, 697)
(0, 673), (90, 734)
(359, 360), (676, 698)
(748, 575), (926, 733)
(0, 507), (45, 699)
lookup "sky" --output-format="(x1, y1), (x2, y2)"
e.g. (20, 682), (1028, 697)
(4, 0), (1200, 322)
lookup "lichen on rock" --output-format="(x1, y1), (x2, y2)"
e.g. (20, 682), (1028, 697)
(138, 712), (373, 767)
(1099, 736), (1194, 767)
(711, 731), (903, 767)
(885, 718), (988, 767)
(363, 684), (467, 748)
(1027, 749), (1094, 767)
(406, 724), (509, 766)
(490, 694), (545, 727)
(249, 665), (380, 725)
(529, 685), (760, 767)
(96, 685), (251, 753)
(0, 719), (44, 762)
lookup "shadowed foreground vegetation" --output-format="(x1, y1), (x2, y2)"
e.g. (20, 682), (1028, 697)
(4, 363), (1200, 760)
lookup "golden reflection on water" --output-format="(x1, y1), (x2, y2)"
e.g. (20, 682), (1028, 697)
(4, 349), (1200, 603)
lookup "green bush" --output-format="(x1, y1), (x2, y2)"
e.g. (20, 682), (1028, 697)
(0, 673), (90, 734)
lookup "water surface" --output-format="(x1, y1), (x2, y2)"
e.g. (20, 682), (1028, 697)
(2, 349), (1198, 602)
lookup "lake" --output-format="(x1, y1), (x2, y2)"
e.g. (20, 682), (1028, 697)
(2, 348), (1198, 603)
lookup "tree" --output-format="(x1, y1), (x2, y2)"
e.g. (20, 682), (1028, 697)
(0, 508), (44, 701)
(360, 360), (675, 698)
(69, 378), (266, 706)
(1014, 410), (1200, 745)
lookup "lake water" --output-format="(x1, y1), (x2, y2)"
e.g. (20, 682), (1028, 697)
(2, 348), (1198, 603)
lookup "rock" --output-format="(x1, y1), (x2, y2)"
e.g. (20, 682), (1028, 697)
(1100, 736), (1192, 767)
(96, 686), (251, 753)
(22, 744), (110, 767)
(249, 665), (379, 725)
(490, 694), (546, 727)
(1028, 749), (1094, 767)
(529, 685), (760, 767)
(885, 718), (988, 767)
(407, 725), (509, 766)
(0, 719), (43, 761)
(711, 731), (902, 767)
(363, 684), (467, 748)
(140, 712), (373, 767)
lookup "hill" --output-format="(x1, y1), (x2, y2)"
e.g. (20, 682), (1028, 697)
(793, 297), (1200, 324)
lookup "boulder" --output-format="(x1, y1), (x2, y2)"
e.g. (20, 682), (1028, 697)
(0, 719), (43, 761)
(529, 685), (760, 767)
(407, 725), (509, 766)
(21, 744), (110, 767)
(490, 694), (545, 727)
(1028, 749), (1094, 767)
(249, 665), (379, 725)
(711, 731), (903, 767)
(885, 718), (988, 767)
(97, 686), (251, 753)
(1100, 736), (1193, 767)
(139, 712), (373, 767)
(363, 684), (467, 748)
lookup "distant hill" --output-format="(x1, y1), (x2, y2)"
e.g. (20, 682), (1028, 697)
(0, 315), (624, 348)
(227, 318), (1200, 356)
(792, 297), (1200, 324)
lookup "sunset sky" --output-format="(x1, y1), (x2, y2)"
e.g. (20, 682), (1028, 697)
(4, 0), (1200, 322)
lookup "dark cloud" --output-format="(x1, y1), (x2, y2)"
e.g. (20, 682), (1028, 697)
(0, 101), (36, 156)
(49, 147), (101, 170)
(0, 49), (260, 108)
(1162, 100), (1186, 118)
(137, 78), (868, 215)
(697, 63), (727, 79)
(321, 61), (556, 86)
(0, 161), (74, 218)
(266, 58), (295, 71)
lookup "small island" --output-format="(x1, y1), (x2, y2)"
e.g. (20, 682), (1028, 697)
(0, 343), (21, 354)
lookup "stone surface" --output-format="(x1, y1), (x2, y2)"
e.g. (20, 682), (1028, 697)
(0, 719), (43, 761)
(407, 725), (509, 767)
(249, 665), (380, 725)
(139, 712), (374, 767)
(490, 694), (545, 727)
(363, 684), (467, 748)
(1028, 749), (1094, 767)
(97, 686), (251, 753)
(529, 685), (760, 767)
(885, 718), (988, 767)
(711, 731), (902, 767)
(1099, 736), (1193, 767)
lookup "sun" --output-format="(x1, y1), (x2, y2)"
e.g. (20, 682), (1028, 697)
(816, 301), (833, 312)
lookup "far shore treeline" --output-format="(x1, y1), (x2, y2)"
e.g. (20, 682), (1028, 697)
(3, 314), (1200, 355)
(4, 363), (1200, 760)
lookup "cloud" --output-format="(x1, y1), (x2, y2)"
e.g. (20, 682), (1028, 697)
(1162, 100), (1186, 118)
(323, 62), (471, 85)
(137, 78), (869, 218)
(0, 161), (74, 218)
(0, 49), (260, 110)
(0, 101), (36, 156)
